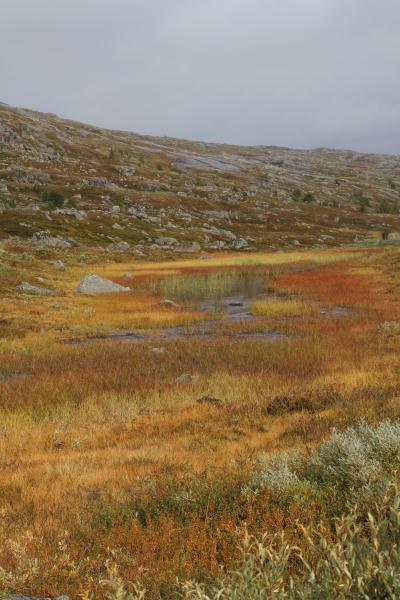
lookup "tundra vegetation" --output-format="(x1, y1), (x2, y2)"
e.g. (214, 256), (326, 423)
(1, 103), (400, 598)
(1, 242), (400, 599)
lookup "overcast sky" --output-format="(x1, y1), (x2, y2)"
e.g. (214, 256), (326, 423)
(1, 0), (399, 153)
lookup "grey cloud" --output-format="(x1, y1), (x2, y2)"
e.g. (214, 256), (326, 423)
(1, 0), (399, 153)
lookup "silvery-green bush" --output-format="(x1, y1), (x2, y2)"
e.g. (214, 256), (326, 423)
(250, 420), (400, 509)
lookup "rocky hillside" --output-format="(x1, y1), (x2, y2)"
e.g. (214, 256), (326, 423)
(0, 101), (399, 256)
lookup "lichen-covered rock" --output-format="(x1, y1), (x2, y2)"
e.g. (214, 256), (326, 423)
(76, 274), (131, 295)
(18, 281), (54, 295)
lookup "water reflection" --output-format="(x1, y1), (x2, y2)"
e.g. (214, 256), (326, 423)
(157, 270), (268, 302)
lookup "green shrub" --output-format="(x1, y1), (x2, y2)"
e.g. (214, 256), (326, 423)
(42, 190), (64, 208)
(266, 391), (330, 416)
(292, 189), (302, 202)
(302, 192), (315, 203)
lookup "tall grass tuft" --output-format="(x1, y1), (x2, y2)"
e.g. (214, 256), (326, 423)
(158, 271), (267, 301)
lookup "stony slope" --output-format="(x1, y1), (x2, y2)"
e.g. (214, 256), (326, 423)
(0, 101), (399, 256)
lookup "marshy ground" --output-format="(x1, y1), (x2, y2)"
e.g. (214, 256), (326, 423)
(1, 245), (400, 598)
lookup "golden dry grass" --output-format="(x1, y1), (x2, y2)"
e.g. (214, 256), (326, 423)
(252, 298), (317, 317)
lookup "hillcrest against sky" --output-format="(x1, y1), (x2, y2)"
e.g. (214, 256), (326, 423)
(1, 0), (399, 153)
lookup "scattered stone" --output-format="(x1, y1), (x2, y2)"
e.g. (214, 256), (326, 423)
(121, 272), (133, 279)
(76, 274), (131, 295)
(116, 165), (136, 177)
(85, 177), (118, 190)
(156, 236), (178, 247)
(53, 259), (66, 270)
(113, 241), (130, 251)
(53, 440), (65, 449)
(208, 240), (226, 250)
(175, 374), (197, 383)
(0, 181), (10, 195)
(179, 242), (201, 253)
(247, 186), (258, 197)
(257, 424), (268, 433)
(18, 281), (54, 295)
(54, 208), (86, 221)
(149, 347), (167, 355)
(232, 238), (248, 250)
(159, 299), (180, 308)
(196, 395), (223, 405)
(32, 230), (72, 248)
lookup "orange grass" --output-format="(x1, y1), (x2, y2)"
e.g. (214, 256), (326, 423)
(273, 261), (385, 307)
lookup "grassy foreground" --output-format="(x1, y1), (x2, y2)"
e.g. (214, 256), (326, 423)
(1, 245), (400, 598)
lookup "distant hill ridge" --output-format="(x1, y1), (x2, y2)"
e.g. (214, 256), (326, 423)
(0, 101), (399, 254)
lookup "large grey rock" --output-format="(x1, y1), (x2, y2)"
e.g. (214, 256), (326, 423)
(18, 281), (54, 295)
(76, 274), (131, 295)
(174, 154), (241, 173)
